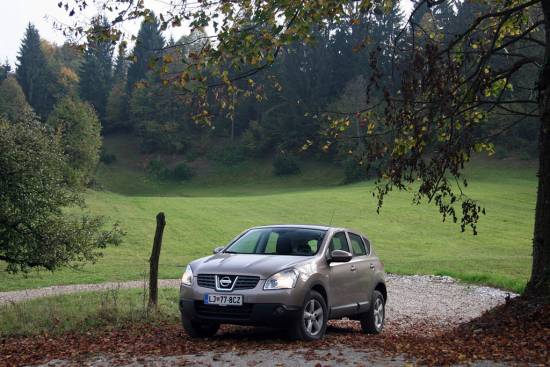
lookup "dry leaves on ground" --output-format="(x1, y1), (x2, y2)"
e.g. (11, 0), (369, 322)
(1, 297), (548, 366)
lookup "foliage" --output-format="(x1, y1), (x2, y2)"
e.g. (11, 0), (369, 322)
(146, 159), (170, 180)
(78, 17), (114, 121)
(171, 162), (193, 181)
(137, 119), (189, 154)
(126, 14), (164, 92)
(105, 81), (128, 131)
(15, 23), (53, 118)
(241, 121), (270, 158)
(0, 60), (11, 81)
(99, 148), (117, 165)
(207, 144), (247, 166)
(0, 117), (122, 273)
(46, 97), (102, 187)
(273, 152), (300, 176)
(342, 158), (368, 184)
(41, 41), (82, 106)
(0, 76), (34, 122)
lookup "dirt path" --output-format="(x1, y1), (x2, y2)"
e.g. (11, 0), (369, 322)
(0, 279), (180, 304)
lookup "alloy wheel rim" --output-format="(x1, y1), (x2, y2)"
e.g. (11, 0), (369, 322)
(373, 297), (384, 330)
(303, 299), (323, 336)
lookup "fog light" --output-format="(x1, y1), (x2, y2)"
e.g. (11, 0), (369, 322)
(274, 306), (285, 315)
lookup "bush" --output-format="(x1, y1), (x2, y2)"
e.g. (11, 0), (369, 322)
(46, 97), (101, 187)
(146, 159), (170, 180)
(273, 153), (300, 176)
(99, 148), (117, 165)
(171, 162), (193, 181)
(208, 144), (247, 166)
(343, 158), (367, 183)
(138, 120), (188, 154)
(241, 121), (270, 158)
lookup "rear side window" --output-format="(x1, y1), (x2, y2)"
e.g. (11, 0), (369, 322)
(348, 233), (367, 256)
(362, 236), (371, 255)
(329, 232), (350, 252)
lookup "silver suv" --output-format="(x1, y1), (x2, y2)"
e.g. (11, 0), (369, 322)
(179, 225), (386, 341)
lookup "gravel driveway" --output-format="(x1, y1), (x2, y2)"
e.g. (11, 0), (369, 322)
(0, 274), (514, 331)
(2, 275), (516, 367)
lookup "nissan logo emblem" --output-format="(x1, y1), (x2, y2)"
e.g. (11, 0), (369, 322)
(219, 276), (232, 287)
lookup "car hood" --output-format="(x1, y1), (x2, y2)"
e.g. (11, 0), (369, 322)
(190, 253), (312, 279)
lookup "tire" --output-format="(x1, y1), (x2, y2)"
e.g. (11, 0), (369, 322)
(289, 290), (328, 341)
(181, 314), (220, 338)
(360, 290), (385, 334)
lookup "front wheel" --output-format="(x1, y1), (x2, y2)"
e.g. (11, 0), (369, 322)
(360, 290), (385, 334)
(181, 315), (220, 338)
(290, 290), (328, 341)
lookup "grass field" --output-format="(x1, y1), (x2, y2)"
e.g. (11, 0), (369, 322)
(0, 288), (178, 337)
(0, 135), (537, 293)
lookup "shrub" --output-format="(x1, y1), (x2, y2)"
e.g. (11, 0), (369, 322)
(343, 158), (367, 183)
(146, 159), (170, 180)
(208, 144), (247, 166)
(46, 97), (101, 187)
(241, 121), (270, 158)
(100, 148), (117, 165)
(171, 162), (193, 181)
(138, 120), (188, 154)
(273, 153), (300, 176)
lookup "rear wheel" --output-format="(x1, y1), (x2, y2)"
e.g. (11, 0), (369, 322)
(181, 315), (220, 338)
(290, 290), (328, 341)
(360, 290), (385, 334)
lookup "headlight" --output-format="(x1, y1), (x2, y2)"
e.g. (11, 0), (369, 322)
(181, 265), (193, 286)
(263, 269), (299, 290)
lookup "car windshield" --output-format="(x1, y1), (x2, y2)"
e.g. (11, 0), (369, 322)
(224, 227), (326, 256)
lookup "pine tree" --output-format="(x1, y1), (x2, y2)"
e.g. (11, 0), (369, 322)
(15, 23), (51, 118)
(0, 60), (11, 82)
(127, 14), (165, 91)
(78, 17), (114, 122)
(113, 43), (128, 83)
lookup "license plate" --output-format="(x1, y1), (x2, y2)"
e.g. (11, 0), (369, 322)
(204, 294), (243, 306)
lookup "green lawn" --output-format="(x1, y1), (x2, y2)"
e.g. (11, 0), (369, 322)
(0, 288), (179, 337)
(0, 135), (537, 293)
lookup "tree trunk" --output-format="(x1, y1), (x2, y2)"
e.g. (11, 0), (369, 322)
(526, 2), (550, 299)
(149, 212), (166, 308)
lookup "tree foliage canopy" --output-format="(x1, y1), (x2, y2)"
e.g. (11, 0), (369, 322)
(46, 96), (102, 187)
(0, 117), (122, 273)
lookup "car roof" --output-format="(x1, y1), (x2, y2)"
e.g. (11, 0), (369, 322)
(250, 224), (359, 233)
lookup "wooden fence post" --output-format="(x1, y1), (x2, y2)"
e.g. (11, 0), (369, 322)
(149, 212), (166, 308)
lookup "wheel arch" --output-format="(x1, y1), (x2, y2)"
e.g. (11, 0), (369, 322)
(310, 283), (328, 306)
(374, 282), (387, 302)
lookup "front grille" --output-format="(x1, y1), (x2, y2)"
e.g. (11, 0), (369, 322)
(197, 274), (215, 288)
(196, 274), (260, 290)
(195, 301), (253, 319)
(234, 276), (260, 290)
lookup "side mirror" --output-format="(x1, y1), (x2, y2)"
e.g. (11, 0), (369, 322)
(328, 250), (352, 263)
(213, 246), (225, 254)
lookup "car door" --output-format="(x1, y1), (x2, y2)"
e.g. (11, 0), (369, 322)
(326, 231), (357, 317)
(347, 232), (373, 312)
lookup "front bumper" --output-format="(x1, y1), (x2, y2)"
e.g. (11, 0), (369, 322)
(179, 299), (301, 326)
(179, 282), (304, 326)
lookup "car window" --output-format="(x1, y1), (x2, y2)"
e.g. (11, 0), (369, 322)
(349, 233), (367, 256)
(362, 236), (371, 255)
(329, 232), (350, 252)
(265, 232), (279, 253)
(228, 229), (262, 253)
(225, 227), (326, 256)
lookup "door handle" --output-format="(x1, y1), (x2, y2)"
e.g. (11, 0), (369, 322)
(369, 263), (375, 269)
(350, 265), (357, 272)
